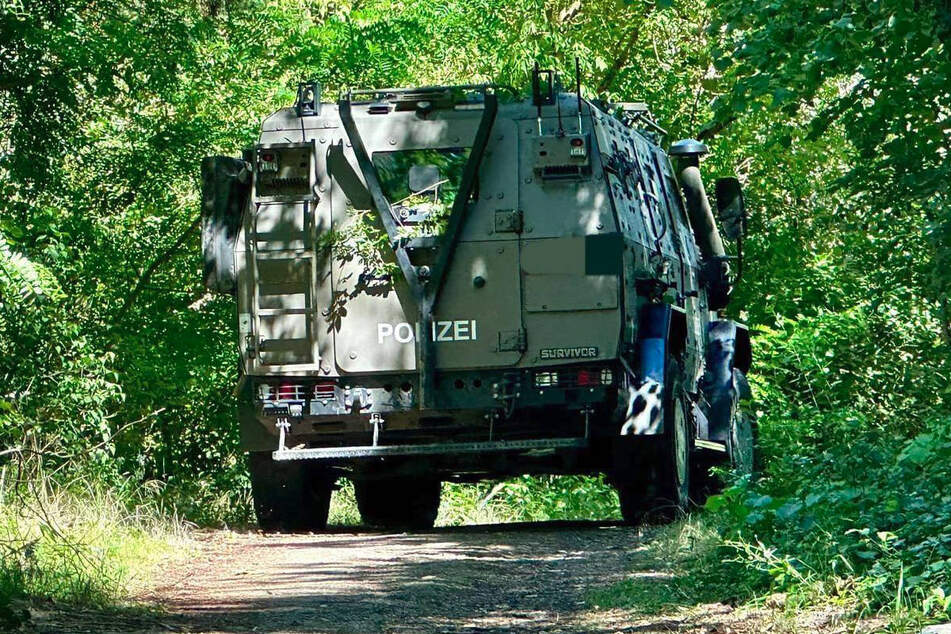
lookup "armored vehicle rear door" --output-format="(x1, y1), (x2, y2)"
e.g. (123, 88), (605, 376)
(329, 104), (524, 372)
(435, 114), (524, 369)
(242, 141), (321, 374)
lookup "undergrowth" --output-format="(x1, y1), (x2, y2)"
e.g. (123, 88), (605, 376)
(705, 416), (951, 629)
(587, 517), (764, 614)
(438, 475), (621, 526)
(0, 474), (191, 629)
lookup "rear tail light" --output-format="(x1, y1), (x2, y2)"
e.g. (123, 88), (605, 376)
(534, 366), (614, 389)
(576, 369), (597, 386)
(259, 383), (309, 402)
(534, 371), (559, 388)
(313, 382), (336, 399)
(258, 381), (340, 404)
(277, 382), (298, 400)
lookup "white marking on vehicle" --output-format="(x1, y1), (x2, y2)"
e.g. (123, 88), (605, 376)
(394, 322), (414, 343)
(378, 320), (478, 344)
(435, 320), (453, 342)
(453, 320), (470, 341)
(540, 347), (599, 360)
(620, 378), (663, 435)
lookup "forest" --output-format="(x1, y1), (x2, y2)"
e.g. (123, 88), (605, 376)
(1, 0), (949, 630)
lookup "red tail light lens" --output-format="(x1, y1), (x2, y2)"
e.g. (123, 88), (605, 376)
(276, 383), (307, 401)
(576, 369), (597, 386)
(313, 382), (336, 399)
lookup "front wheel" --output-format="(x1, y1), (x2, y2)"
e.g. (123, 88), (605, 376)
(354, 478), (441, 530)
(728, 411), (755, 476)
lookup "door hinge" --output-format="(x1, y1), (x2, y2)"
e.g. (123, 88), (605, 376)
(494, 208), (523, 233)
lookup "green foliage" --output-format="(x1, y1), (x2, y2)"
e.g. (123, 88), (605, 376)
(693, 0), (951, 623)
(439, 475), (622, 525)
(701, 312), (951, 619)
(707, 0), (951, 330)
(319, 209), (400, 279)
(2, 0), (950, 626)
(707, 416), (951, 621)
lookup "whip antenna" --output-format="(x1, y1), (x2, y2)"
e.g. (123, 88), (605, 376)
(575, 57), (583, 133)
(533, 61), (543, 134)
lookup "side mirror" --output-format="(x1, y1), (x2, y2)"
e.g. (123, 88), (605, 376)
(714, 177), (746, 240)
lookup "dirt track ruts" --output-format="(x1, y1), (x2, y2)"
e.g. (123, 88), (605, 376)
(30, 522), (813, 633)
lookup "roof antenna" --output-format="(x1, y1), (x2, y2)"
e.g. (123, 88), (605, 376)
(555, 78), (565, 137)
(533, 61), (543, 135)
(575, 57), (583, 133)
(532, 61), (556, 135)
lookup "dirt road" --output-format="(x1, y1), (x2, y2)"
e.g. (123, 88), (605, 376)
(31, 522), (848, 633)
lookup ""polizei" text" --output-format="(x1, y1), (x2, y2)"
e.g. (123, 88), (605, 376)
(377, 320), (478, 344)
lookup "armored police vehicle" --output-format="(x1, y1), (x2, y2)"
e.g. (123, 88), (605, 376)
(201, 68), (753, 531)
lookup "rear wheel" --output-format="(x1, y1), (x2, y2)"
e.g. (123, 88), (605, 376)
(248, 452), (335, 533)
(616, 393), (691, 524)
(354, 478), (441, 530)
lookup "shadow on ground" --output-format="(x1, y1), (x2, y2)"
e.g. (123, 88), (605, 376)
(30, 522), (749, 634)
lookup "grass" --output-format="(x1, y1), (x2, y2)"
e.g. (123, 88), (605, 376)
(587, 516), (763, 613)
(586, 515), (936, 633)
(0, 479), (192, 629)
(327, 479), (361, 526)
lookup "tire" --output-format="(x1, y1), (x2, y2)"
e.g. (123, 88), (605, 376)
(354, 478), (441, 530)
(248, 452), (334, 533)
(616, 393), (691, 524)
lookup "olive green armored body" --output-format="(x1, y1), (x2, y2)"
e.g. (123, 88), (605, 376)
(201, 74), (753, 531)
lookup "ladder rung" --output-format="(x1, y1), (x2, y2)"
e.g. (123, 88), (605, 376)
(257, 308), (315, 316)
(254, 251), (315, 260)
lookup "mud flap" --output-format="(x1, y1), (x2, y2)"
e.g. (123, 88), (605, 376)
(619, 303), (686, 436)
(699, 320), (750, 443)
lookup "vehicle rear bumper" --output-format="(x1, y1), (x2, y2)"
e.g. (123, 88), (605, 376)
(272, 436), (588, 461)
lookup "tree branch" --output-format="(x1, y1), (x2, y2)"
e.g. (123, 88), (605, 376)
(697, 115), (736, 141)
(114, 216), (200, 322)
(596, 10), (652, 95)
